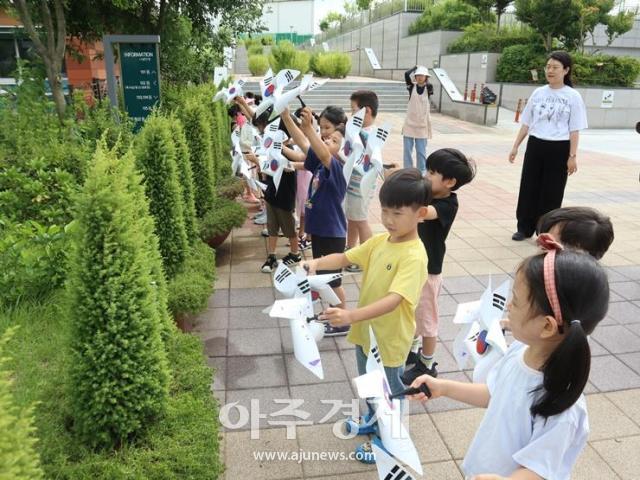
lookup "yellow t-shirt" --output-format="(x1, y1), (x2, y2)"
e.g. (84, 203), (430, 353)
(345, 233), (428, 367)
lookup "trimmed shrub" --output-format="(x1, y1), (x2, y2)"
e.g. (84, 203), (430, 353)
(572, 54), (640, 87)
(310, 52), (352, 78)
(169, 117), (198, 245)
(409, 0), (488, 35)
(180, 101), (215, 217)
(199, 196), (247, 242)
(269, 40), (310, 73)
(448, 23), (538, 53)
(167, 241), (215, 317)
(496, 44), (546, 83)
(217, 175), (245, 200)
(0, 327), (44, 479)
(248, 54), (269, 76)
(247, 45), (264, 56)
(134, 115), (188, 279)
(67, 142), (169, 449)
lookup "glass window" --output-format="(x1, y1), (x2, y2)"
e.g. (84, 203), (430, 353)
(0, 38), (17, 77)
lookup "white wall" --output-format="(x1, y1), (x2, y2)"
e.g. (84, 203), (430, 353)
(262, 0), (314, 35)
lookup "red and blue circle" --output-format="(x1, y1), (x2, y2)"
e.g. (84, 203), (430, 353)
(264, 137), (273, 148)
(264, 84), (275, 97)
(229, 87), (236, 94)
(476, 330), (489, 354)
(343, 141), (352, 156)
(362, 154), (372, 172)
(270, 159), (279, 171)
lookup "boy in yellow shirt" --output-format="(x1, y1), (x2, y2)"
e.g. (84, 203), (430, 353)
(302, 168), (431, 463)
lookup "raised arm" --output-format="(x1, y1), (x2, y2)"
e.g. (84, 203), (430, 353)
(299, 108), (333, 169)
(280, 108), (310, 154)
(233, 96), (255, 121)
(282, 144), (306, 162)
(405, 66), (417, 87)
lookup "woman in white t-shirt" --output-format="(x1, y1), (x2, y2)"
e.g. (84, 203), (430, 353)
(509, 51), (588, 241)
(408, 245), (609, 480)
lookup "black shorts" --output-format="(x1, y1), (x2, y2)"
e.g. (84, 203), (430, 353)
(311, 235), (346, 288)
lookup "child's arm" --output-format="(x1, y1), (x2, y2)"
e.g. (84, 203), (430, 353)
(299, 107), (333, 169)
(408, 375), (490, 408)
(404, 66), (416, 87)
(280, 109), (310, 154)
(320, 293), (403, 327)
(282, 145), (306, 162)
(234, 96), (255, 120)
(472, 468), (543, 480)
(302, 254), (350, 273)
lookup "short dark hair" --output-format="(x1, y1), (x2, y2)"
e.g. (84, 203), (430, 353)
(319, 106), (347, 127)
(427, 148), (476, 191)
(536, 207), (614, 260)
(379, 168), (432, 209)
(350, 90), (379, 118)
(334, 124), (345, 137)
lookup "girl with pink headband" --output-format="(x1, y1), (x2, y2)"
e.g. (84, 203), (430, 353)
(408, 245), (610, 480)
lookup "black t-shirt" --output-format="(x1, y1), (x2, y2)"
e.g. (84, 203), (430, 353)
(264, 169), (297, 212)
(418, 193), (458, 275)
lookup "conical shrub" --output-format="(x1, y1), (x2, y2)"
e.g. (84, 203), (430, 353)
(0, 327), (44, 479)
(180, 101), (215, 217)
(170, 116), (198, 244)
(134, 114), (188, 278)
(67, 141), (169, 449)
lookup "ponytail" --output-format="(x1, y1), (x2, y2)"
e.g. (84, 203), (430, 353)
(520, 250), (609, 420)
(531, 320), (590, 418)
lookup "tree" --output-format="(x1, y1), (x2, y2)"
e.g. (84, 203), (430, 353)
(4, 0), (67, 122)
(319, 10), (345, 32)
(494, 0), (513, 30)
(464, 0), (513, 28)
(355, 0), (372, 9)
(515, 0), (581, 51)
(603, 8), (636, 48)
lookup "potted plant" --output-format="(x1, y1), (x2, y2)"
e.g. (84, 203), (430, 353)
(199, 196), (247, 248)
(216, 175), (245, 200)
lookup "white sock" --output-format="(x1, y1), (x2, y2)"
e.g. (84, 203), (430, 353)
(410, 336), (421, 354)
(420, 352), (435, 369)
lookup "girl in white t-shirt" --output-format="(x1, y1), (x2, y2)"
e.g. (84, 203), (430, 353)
(509, 51), (588, 242)
(409, 245), (609, 480)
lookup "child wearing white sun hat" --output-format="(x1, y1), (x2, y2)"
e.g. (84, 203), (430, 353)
(403, 65), (433, 174)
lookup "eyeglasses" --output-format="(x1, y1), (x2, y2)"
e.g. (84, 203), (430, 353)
(544, 65), (564, 71)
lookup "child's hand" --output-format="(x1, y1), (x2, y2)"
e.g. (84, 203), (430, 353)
(499, 318), (511, 332)
(299, 107), (314, 131)
(300, 259), (318, 274)
(408, 375), (443, 401)
(319, 307), (353, 327)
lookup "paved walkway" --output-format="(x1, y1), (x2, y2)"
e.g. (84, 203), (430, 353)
(199, 112), (640, 479)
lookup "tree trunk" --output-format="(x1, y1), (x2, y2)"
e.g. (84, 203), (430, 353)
(496, 13), (501, 32)
(47, 63), (66, 121)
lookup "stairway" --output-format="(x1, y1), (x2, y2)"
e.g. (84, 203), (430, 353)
(241, 80), (409, 113)
(233, 46), (251, 75)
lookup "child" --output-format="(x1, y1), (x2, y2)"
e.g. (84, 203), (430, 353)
(345, 90), (380, 273)
(536, 206), (614, 260)
(409, 247), (610, 479)
(303, 168), (431, 462)
(281, 107), (349, 317)
(402, 65), (433, 173)
(402, 149), (476, 384)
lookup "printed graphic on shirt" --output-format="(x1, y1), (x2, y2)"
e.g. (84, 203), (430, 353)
(306, 170), (322, 208)
(532, 96), (571, 127)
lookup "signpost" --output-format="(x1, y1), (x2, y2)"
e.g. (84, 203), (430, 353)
(364, 48), (381, 70)
(103, 35), (161, 131)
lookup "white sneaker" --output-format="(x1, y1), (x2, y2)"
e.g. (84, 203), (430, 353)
(254, 212), (267, 225)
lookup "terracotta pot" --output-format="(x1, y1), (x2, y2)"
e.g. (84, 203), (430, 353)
(205, 230), (231, 248)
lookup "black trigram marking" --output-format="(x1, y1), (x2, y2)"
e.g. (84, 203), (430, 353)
(384, 465), (413, 480)
(268, 123), (278, 132)
(237, 79), (245, 87)
(297, 280), (310, 294)
(275, 268), (292, 283)
(264, 76), (273, 85)
(376, 128), (389, 142)
(285, 70), (293, 82)
(371, 345), (382, 365)
(352, 116), (363, 128)
(493, 293), (506, 310)
(273, 141), (282, 150)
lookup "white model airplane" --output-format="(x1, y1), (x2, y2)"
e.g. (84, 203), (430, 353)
(372, 444), (416, 480)
(258, 129), (289, 192)
(253, 68), (301, 118)
(273, 262), (343, 307)
(341, 107), (366, 185)
(269, 73), (328, 120)
(353, 123), (392, 201)
(231, 150), (266, 193)
(213, 78), (246, 103)
(352, 326), (423, 475)
(452, 278), (511, 383)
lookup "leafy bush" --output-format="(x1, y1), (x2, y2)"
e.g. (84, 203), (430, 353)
(261, 35), (274, 45)
(0, 298), (223, 479)
(199, 196), (247, 241)
(409, 0), (488, 35)
(496, 44), (546, 83)
(67, 143), (169, 449)
(0, 327), (44, 479)
(0, 221), (68, 307)
(170, 116), (198, 244)
(269, 40), (310, 73)
(134, 115), (188, 278)
(248, 44), (264, 55)
(310, 52), (352, 78)
(448, 23), (538, 53)
(180, 101), (215, 217)
(167, 241), (215, 317)
(248, 54), (270, 76)
(572, 54), (640, 87)
(217, 175), (245, 200)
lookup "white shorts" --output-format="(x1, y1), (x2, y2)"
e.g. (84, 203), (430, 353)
(345, 193), (371, 221)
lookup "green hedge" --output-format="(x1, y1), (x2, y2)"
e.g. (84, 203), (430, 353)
(497, 45), (640, 87)
(248, 54), (270, 76)
(448, 23), (538, 53)
(67, 143), (170, 449)
(409, 0), (488, 35)
(310, 52), (352, 78)
(170, 116), (198, 245)
(168, 241), (216, 317)
(269, 40), (310, 73)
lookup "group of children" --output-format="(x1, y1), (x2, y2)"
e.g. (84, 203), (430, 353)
(230, 76), (617, 478)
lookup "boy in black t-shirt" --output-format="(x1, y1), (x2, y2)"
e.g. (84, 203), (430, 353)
(401, 148), (476, 385)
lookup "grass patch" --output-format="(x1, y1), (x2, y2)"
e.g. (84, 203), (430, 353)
(0, 293), (223, 479)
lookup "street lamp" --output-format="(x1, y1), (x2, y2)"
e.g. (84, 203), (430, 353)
(289, 25), (294, 43)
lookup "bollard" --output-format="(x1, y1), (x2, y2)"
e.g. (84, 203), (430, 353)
(463, 84), (468, 102)
(470, 83), (477, 103)
(479, 83), (485, 104)
(515, 99), (522, 123)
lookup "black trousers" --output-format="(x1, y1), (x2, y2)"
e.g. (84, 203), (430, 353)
(516, 135), (570, 236)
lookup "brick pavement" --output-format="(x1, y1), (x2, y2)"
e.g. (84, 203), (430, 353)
(200, 112), (640, 479)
